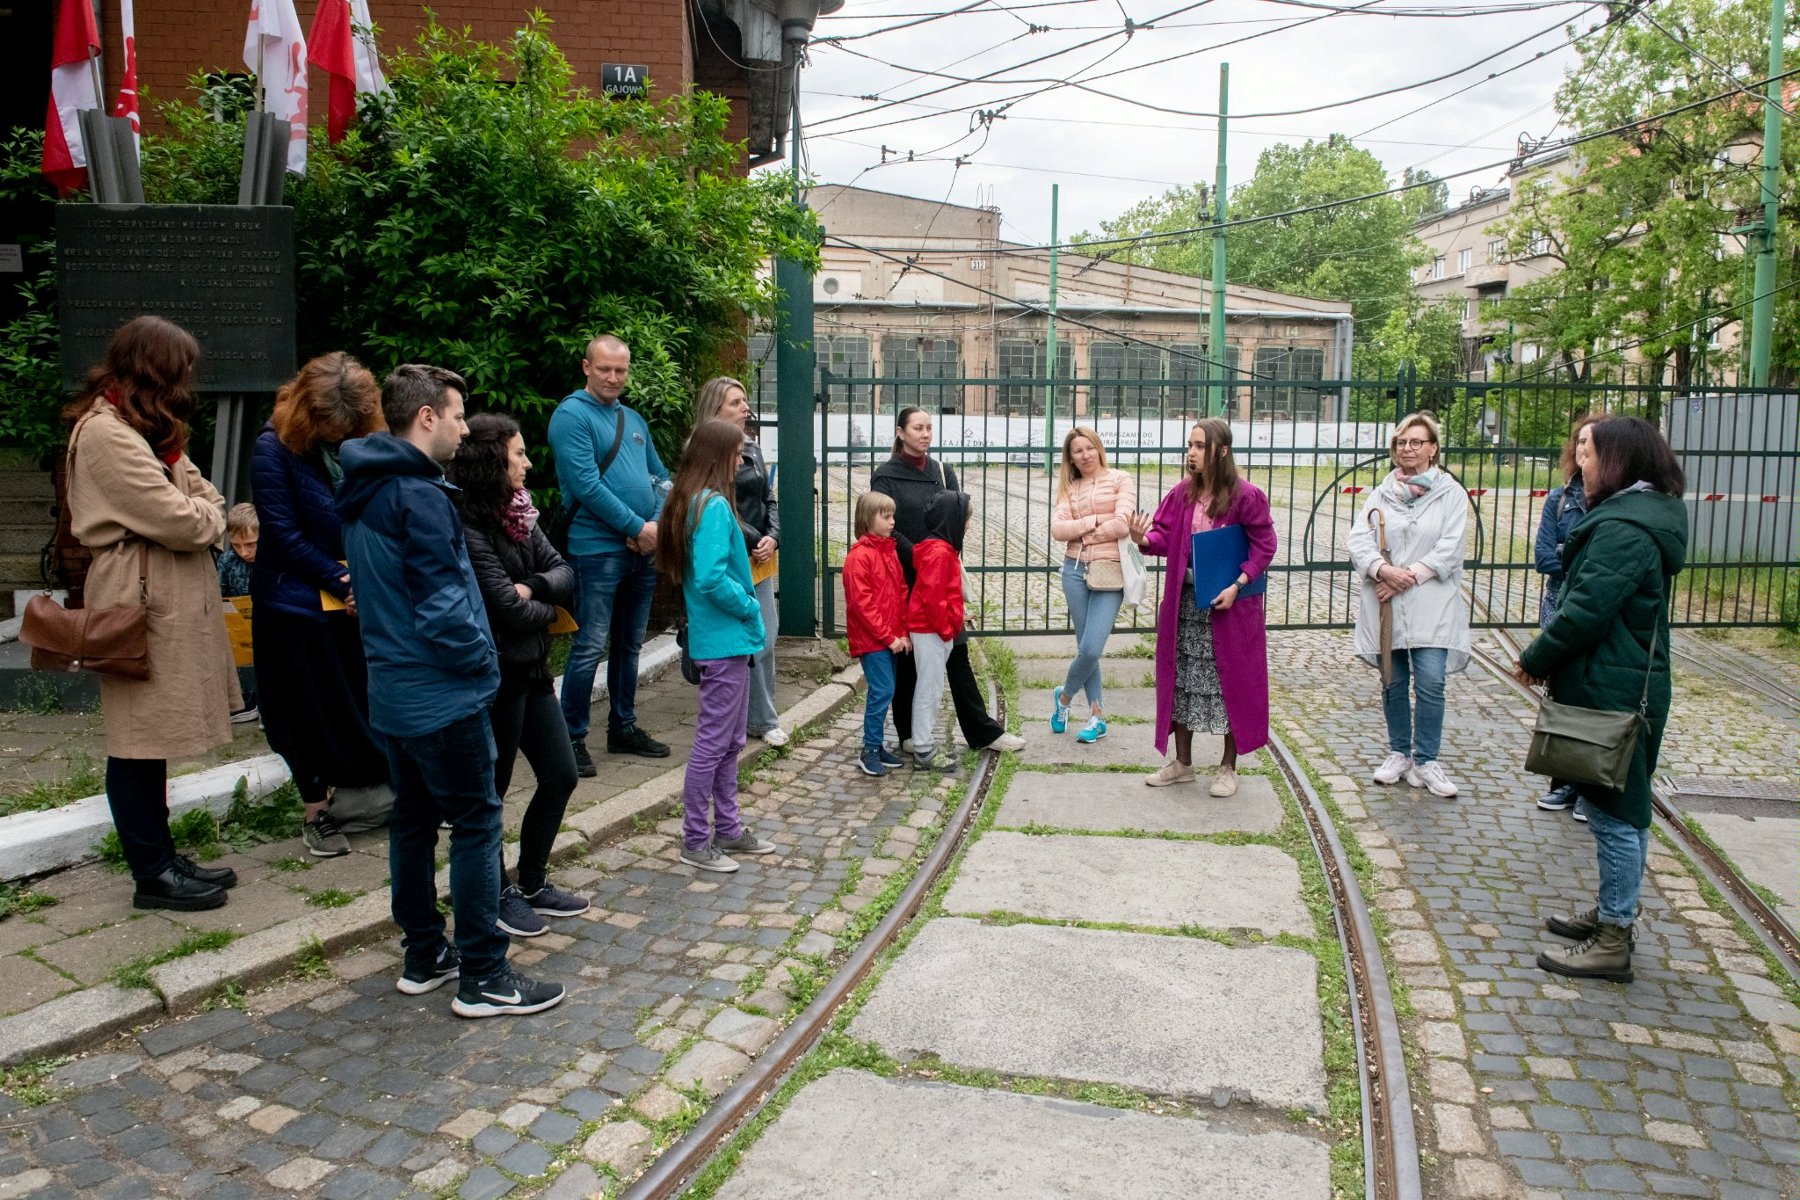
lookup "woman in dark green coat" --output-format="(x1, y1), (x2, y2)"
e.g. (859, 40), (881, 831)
(1515, 417), (1688, 984)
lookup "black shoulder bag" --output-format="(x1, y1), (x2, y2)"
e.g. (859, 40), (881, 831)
(549, 404), (627, 554)
(1524, 593), (1663, 792)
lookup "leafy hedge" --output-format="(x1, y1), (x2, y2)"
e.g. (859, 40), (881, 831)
(0, 16), (817, 473)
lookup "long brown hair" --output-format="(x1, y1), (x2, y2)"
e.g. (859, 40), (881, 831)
(1559, 413), (1606, 484)
(658, 418), (745, 586)
(273, 351), (386, 456)
(1585, 416), (1685, 506)
(1185, 417), (1240, 521)
(1058, 426), (1110, 501)
(65, 315), (199, 462)
(447, 413), (522, 531)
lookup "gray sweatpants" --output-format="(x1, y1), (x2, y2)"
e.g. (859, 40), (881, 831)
(910, 632), (953, 757)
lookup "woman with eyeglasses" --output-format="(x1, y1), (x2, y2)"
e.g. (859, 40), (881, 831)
(1346, 411), (1471, 799)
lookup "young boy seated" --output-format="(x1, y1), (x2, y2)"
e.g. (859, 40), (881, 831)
(218, 503), (259, 723)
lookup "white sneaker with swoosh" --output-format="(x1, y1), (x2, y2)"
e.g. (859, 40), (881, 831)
(450, 966), (566, 1018)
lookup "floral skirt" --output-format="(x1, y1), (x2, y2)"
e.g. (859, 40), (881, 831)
(1172, 583), (1230, 734)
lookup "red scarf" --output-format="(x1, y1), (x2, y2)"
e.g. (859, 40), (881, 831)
(107, 389), (183, 465)
(902, 450), (929, 472)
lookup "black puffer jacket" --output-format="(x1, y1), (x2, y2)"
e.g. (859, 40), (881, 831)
(870, 453), (960, 585)
(465, 522), (576, 684)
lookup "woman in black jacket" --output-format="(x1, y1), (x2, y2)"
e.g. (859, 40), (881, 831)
(869, 407), (1025, 757)
(694, 377), (786, 745)
(451, 414), (587, 938)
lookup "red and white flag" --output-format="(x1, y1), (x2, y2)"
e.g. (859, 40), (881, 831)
(243, 0), (308, 174)
(348, 0), (388, 97)
(114, 0), (141, 147)
(42, 0), (102, 193)
(306, 0), (354, 143)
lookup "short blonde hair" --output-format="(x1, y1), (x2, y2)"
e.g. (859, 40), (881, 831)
(226, 503), (259, 536)
(1391, 411), (1441, 466)
(854, 490), (896, 538)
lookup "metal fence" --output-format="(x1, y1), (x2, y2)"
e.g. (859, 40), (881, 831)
(802, 369), (1799, 637)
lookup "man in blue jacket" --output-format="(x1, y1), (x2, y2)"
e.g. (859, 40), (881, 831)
(549, 334), (672, 775)
(337, 364), (564, 1019)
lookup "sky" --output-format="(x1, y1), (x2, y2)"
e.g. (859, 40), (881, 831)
(782, 0), (1613, 245)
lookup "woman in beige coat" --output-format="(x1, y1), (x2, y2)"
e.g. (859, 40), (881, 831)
(65, 316), (242, 911)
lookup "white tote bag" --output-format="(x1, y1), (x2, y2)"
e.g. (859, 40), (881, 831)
(1118, 537), (1147, 608)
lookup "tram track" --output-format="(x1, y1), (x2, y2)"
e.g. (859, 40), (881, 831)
(1464, 639), (1800, 986)
(1668, 635), (1800, 711)
(622, 663), (1425, 1200)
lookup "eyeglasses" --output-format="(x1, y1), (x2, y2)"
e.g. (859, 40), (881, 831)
(1394, 438), (1433, 449)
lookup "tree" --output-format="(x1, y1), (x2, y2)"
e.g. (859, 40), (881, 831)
(0, 18), (818, 468)
(1489, 0), (1798, 386)
(1397, 167), (1450, 224)
(1075, 134), (1427, 343)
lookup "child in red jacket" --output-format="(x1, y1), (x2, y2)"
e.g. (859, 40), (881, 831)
(843, 492), (910, 777)
(905, 490), (972, 772)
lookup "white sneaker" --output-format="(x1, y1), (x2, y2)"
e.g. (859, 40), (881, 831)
(987, 732), (1026, 753)
(1146, 760), (1197, 787)
(1209, 765), (1238, 797)
(1406, 760), (1458, 798)
(759, 726), (790, 747)
(1372, 752), (1412, 785)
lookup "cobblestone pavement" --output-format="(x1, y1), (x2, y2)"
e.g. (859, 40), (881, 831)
(0, 699), (957, 1199)
(0, 651), (838, 1022)
(1272, 628), (1800, 1200)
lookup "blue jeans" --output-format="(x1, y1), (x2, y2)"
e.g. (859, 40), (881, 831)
(1060, 558), (1125, 711)
(1586, 801), (1649, 927)
(861, 649), (895, 751)
(560, 550), (658, 741)
(384, 709), (510, 983)
(1382, 647), (1448, 764)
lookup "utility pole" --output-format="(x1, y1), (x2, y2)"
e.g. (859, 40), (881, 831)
(1208, 64), (1230, 416)
(1044, 183), (1059, 475)
(774, 20), (818, 635)
(1745, 0), (1786, 388)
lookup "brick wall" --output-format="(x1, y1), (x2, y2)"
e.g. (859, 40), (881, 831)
(104, 0), (693, 134)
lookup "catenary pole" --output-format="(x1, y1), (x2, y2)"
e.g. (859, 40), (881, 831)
(1209, 64), (1230, 416)
(1044, 183), (1059, 474)
(1746, 0), (1786, 388)
(775, 40), (817, 635)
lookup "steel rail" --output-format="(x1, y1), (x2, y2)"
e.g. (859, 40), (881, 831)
(1265, 731), (1424, 1200)
(1465, 643), (1800, 985)
(619, 685), (1007, 1200)
(1667, 641), (1800, 710)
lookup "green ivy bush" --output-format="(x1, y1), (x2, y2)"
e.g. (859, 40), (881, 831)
(0, 16), (817, 472)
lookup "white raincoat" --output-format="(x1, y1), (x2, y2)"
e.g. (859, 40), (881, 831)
(1346, 471), (1471, 674)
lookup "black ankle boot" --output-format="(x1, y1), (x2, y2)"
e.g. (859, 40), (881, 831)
(173, 854), (237, 890)
(133, 866), (227, 912)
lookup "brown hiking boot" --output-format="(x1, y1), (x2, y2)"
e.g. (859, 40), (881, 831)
(1537, 922), (1634, 983)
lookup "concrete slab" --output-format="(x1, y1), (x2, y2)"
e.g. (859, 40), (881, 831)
(716, 1070), (1329, 1200)
(1686, 811), (1800, 931)
(850, 919), (1326, 1112)
(995, 770), (1284, 836)
(1016, 721), (1211, 769)
(1005, 633), (1147, 660)
(944, 832), (1310, 936)
(1024, 685), (1159, 720)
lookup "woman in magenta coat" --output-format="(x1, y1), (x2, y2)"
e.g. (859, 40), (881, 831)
(1128, 418), (1277, 796)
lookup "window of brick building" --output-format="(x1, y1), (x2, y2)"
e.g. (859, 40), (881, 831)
(996, 339), (1073, 416)
(881, 336), (962, 412)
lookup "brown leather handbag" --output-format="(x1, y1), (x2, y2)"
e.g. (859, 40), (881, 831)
(20, 539), (151, 680)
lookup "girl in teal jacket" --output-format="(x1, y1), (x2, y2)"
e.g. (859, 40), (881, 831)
(657, 419), (775, 873)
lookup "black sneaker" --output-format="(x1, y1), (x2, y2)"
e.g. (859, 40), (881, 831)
(497, 886), (547, 937)
(608, 726), (671, 759)
(1537, 784), (1577, 811)
(451, 966), (566, 1018)
(523, 882), (590, 918)
(173, 854), (238, 890)
(571, 739), (597, 778)
(396, 945), (461, 995)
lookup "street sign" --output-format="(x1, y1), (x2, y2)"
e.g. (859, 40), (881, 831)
(601, 64), (648, 99)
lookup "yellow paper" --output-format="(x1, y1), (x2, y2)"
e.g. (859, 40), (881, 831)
(750, 552), (779, 587)
(321, 560), (348, 611)
(547, 606), (580, 635)
(221, 596), (255, 667)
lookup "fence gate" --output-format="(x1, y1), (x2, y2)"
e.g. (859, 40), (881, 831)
(806, 368), (1799, 638)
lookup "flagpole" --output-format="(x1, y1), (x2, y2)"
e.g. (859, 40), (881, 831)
(87, 48), (104, 108)
(254, 41), (265, 112)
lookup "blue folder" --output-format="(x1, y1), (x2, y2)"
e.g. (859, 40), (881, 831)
(1190, 526), (1266, 608)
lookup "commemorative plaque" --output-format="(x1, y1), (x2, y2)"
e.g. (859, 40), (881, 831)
(56, 204), (296, 393)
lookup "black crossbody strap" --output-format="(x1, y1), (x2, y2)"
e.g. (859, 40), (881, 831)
(1638, 585), (1666, 717)
(566, 404), (628, 524)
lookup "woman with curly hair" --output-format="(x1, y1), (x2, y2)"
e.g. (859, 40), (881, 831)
(250, 352), (391, 858)
(64, 316), (242, 910)
(450, 414), (589, 936)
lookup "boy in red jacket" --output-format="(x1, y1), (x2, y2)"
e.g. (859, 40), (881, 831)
(905, 490), (972, 772)
(843, 492), (910, 777)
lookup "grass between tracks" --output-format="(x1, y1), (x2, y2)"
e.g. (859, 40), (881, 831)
(678, 642), (1370, 1200)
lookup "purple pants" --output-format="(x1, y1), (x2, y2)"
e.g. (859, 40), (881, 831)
(683, 656), (750, 851)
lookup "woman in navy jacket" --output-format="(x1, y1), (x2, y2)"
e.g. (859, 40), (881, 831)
(250, 353), (390, 858)
(1531, 414), (1603, 816)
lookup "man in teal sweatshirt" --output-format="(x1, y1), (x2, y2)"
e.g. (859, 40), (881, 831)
(549, 335), (671, 774)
